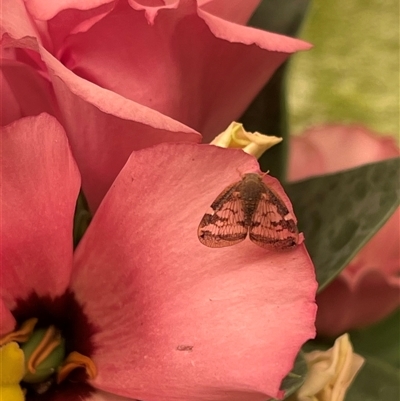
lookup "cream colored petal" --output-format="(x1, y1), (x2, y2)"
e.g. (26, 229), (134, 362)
(331, 335), (365, 401)
(211, 121), (282, 158)
(294, 334), (364, 401)
(296, 348), (337, 401)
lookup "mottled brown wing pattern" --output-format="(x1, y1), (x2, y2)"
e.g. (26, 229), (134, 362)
(197, 182), (247, 248)
(198, 173), (299, 250)
(249, 186), (299, 250)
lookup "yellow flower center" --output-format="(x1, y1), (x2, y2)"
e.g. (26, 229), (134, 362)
(0, 319), (97, 396)
(25, 326), (62, 375)
(0, 342), (25, 401)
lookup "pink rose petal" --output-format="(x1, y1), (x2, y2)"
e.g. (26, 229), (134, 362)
(0, 59), (57, 126)
(0, 301), (16, 335)
(46, 6), (116, 55)
(1, 114), (80, 308)
(0, 68), (21, 126)
(2, 0), (311, 212)
(24, 0), (114, 21)
(71, 143), (317, 400)
(128, 0), (179, 24)
(43, 50), (201, 211)
(2, 0), (202, 211)
(355, 208), (400, 270)
(316, 268), (400, 336)
(288, 135), (325, 181)
(57, 0), (310, 141)
(289, 125), (399, 180)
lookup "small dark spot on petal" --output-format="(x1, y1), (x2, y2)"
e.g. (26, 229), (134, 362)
(176, 345), (193, 352)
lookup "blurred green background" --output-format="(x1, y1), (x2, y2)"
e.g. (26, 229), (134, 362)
(287, 0), (399, 136)
(282, 2), (400, 398)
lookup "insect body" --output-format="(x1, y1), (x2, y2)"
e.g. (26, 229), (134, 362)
(197, 173), (299, 250)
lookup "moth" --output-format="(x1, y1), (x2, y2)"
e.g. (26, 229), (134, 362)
(197, 173), (299, 250)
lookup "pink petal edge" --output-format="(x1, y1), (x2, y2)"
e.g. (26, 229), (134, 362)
(24, 0), (115, 20)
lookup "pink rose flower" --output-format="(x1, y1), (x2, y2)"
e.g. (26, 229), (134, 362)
(1, 0), (311, 211)
(288, 124), (400, 336)
(1, 114), (317, 400)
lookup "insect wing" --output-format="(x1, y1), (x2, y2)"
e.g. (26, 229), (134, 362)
(198, 183), (247, 248)
(249, 186), (299, 250)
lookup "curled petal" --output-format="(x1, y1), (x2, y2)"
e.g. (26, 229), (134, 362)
(294, 334), (364, 401)
(211, 121), (282, 158)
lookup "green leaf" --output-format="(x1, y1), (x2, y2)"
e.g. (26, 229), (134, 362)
(248, 0), (310, 36)
(350, 309), (400, 370)
(346, 357), (400, 401)
(241, 0), (310, 180)
(273, 351), (308, 400)
(285, 158), (400, 290)
(73, 190), (92, 248)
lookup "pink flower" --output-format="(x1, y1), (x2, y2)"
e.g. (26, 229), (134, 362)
(1, 114), (317, 400)
(1, 0), (311, 211)
(288, 124), (400, 336)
